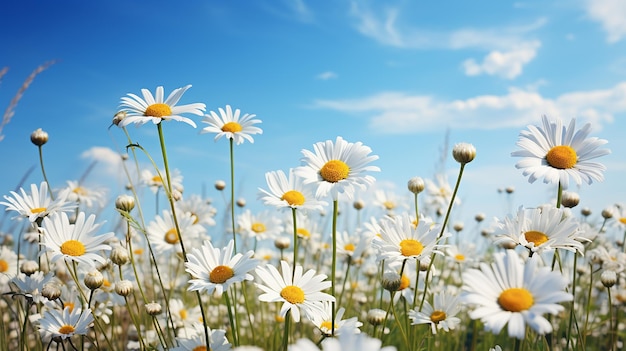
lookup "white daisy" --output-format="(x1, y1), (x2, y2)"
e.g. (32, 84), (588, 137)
(117, 85), (205, 128)
(0, 246), (18, 288)
(175, 194), (217, 227)
(185, 239), (258, 298)
(171, 324), (232, 351)
(511, 115), (610, 189)
(60, 180), (106, 209)
(289, 331), (397, 351)
(424, 174), (461, 214)
(40, 212), (114, 268)
(10, 271), (55, 304)
(408, 291), (461, 334)
(258, 169), (328, 212)
(255, 260), (335, 323)
(461, 250), (572, 339)
(295, 136), (380, 201)
(201, 104), (262, 144)
(309, 302), (362, 336)
(493, 206), (584, 255)
(237, 209), (283, 241)
(372, 212), (444, 265)
(38, 307), (93, 340)
(140, 168), (184, 195)
(147, 210), (204, 255)
(1, 182), (76, 223)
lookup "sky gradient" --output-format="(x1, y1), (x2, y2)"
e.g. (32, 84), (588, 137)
(1, 0), (625, 233)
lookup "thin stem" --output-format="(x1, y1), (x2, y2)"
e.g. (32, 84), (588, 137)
(281, 312), (291, 351)
(566, 252), (578, 350)
(291, 208), (298, 278)
(556, 182), (563, 208)
(608, 287), (614, 351)
(229, 138), (237, 252)
(331, 199), (338, 336)
(37, 145), (54, 199)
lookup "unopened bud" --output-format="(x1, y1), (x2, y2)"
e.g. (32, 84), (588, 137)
(30, 128), (49, 146)
(452, 143), (476, 164)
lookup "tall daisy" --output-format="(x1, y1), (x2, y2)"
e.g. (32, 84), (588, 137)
(185, 239), (258, 298)
(40, 212), (114, 268)
(290, 331), (397, 351)
(255, 260), (335, 323)
(372, 212), (444, 265)
(511, 115), (610, 189)
(258, 169), (328, 212)
(38, 307), (93, 341)
(461, 250), (572, 339)
(493, 206), (584, 255)
(1, 182), (76, 223)
(237, 209), (283, 242)
(309, 302), (363, 336)
(408, 291), (461, 334)
(201, 105), (262, 144)
(295, 136), (379, 201)
(117, 85), (206, 128)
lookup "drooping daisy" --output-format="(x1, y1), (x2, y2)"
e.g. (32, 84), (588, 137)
(117, 85), (206, 128)
(461, 250), (572, 339)
(255, 260), (335, 323)
(201, 104), (262, 144)
(309, 302), (363, 336)
(511, 115), (610, 189)
(237, 209), (283, 241)
(289, 331), (397, 351)
(258, 169), (328, 212)
(185, 239), (258, 298)
(295, 136), (380, 201)
(38, 307), (93, 340)
(372, 212), (445, 265)
(1, 182), (76, 223)
(10, 271), (55, 304)
(493, 206), (584, 255)
(40, 212), (114, 268)
(408, 291), (461, 334)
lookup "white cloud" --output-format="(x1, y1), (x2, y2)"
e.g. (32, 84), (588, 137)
(462, 41), (540, 79)
(585, 0), (626, 43)
(312, 82), (626, 133)
(316, 71), (338, 80)
(81, 146), (123, 174)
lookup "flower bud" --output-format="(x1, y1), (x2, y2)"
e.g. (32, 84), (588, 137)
(84, 270), (104, 290)
(452, 142), (476, 164)
(561, 191), (580, 208)
(407, 177), (425, 194)
(475, 213), (485, 222)
(236, 198), (246, 208)
(215, 180), (226, 191)
(115, 280), (133, 297)
(274, 236), (291, 250)
(30, 128), (49, 146)
(41, 283), (62, 301)
(353, 200), (364, 210)
(382, 271), (401, 292)
(110, 246), (130, 266)
(20, 260), (39, 276)
(115, 194), (135, 212)
(602, 208), (614, 219)
(581, 207), (592, 217)
(601, 270), (617, 288)
(453, 222), (464, 232)
(145, 301), (162, 316)
(366, 308), (387, 326)
(112, 111), (126, 126)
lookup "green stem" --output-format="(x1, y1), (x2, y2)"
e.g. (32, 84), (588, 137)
(608, 287), (614, 351)
(291, 208), (298, 278)
(331, 199), (338, 336)
(229, 138), (237, 252)
(566, 252), (578, 350)
(556, 182), (563, 208)
(281, 311), (291, 351)
(37, 145), (54, 199)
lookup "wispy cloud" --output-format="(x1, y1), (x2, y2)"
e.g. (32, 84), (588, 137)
(585, 0), (626, 43)
(316, 71), (338, 80)
(81, 146), (123, 175)
(348, 1), (545, 79)
(312, 82), (626, 133)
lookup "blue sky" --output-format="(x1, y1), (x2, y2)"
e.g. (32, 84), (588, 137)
(1, 0), (625, 231)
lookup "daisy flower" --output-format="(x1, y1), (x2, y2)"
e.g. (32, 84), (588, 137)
(10, 271), (55, 304)
(461, 250), (572, 339)
(424, 174), (461, 214)
(511, 115), (610, 189)
(201, 104), (262, 144)
(61, 180), (106, 209)
(258, 169), (328, 212)
(171, 323), (232, 351)
(1, 182), (76, 223)
(295, 136), (380, 201)
(38, 307), (93, 340)
(117, 85), (206, 128)
(147, 210), (204, 255)
(141, 168), (184, 194)
(0, 246), (18, 288)
(255, 260), (335, 323)
(372, 212), (445, 265)
(40, 212), (114, 268)
(493, 206), (584, 255)
(408, 291), (461, 334)
(176, 194), (217, 227)
(237, 209), (283, 241)
(290, 331), (397, 351)
(185, 239), (258, 298)
(310, 302), (363, 336)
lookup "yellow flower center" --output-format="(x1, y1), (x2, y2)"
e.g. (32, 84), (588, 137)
(344, 243), (355, 252)
(151, 175), (163, 184)
(31, 207), (47, 214)
(103, 279), (111, 288)
(455, 254), (466, 261)
(0, 259), (8, 272)
(144, 103), (172, 117)
(192, 347), (207, 351)
(546, 145), (577, 169)
(179, 309), (188, 320)
(430, 310), (447, 324)
(58, 325), (75, 335)
(209, 265), (234, 284)
(620, 218), (626, 225)
(399, 239), (424, 257)
(191, 213), (200, 225)
(252, 223), (266, 234)
(399, 275), (410, 290)
(498, 288), (534, 312)
(60, 240), (86, 256)
(72, 187), (87, 196)
(222, 121), (243, 133)
(275, 315), (285, 323)
(320, 320), (333, 331)
(297, 228), (310, 238)
(320, 160), (350, 183)
(164, 229), (180, 244)
(524, 230), (548, 247)
(281, 190), (305, 206)
(280, 285), (305, 304)
(64, 302), (75, 313)
(133, 248), (144, 255)
(383, 201), (395, 210)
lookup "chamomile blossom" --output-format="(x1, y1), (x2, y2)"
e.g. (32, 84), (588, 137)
(61, 180), (106, 209)
(176, 194), (217, 226)
(147, 210), (204, 255)
(201, 105), (262, 144)
(295, 136), (380, 201)
(1, 182), (76, 223)
(185, 239), (258, 298)
(258, 169), (327, 212)
(255, 260), (335, 323)
(0, 246), (18, 288)
(511, 115), (610, 189)
(141, 168), (184, 195)
(310, 302), (363, 336)
(117, 85), (205, 127)
(172, 323), (232, 351)
(289, 331), (397, 351)
(10, 271), (55, 304)
(408, 291), (462, 334)
(237, 210), (283, 241)
(461, 250), (572, 339)
(40, 212), (114, 268)
(38, 307), (93, 340)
